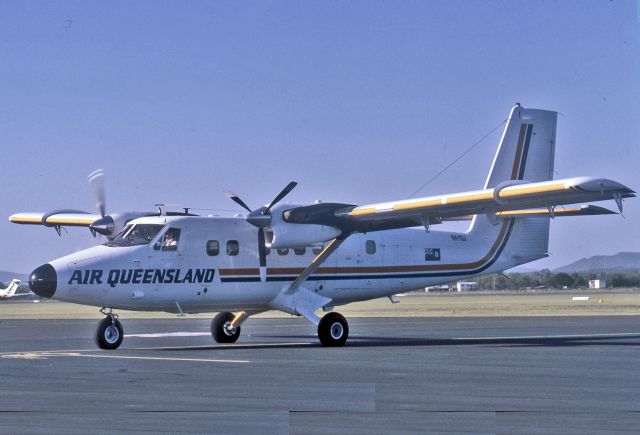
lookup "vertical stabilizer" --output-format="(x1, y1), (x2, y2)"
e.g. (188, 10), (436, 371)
(484, 104), (557, 188)
(0, 279), (21, 298)
(468, 105), (558, 269)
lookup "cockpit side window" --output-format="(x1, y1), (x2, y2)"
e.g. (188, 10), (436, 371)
(106, 224), (165, 247)
(161, 228), (181, 251)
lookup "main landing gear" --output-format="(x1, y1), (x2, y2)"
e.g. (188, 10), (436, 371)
(95, 308), (124, 350)
(210, 310), (350, 347)
(318, 312), (349, 347)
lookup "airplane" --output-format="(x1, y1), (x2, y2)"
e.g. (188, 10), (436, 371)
(10, 104), (634, 350)
(0, 279), (29, 299)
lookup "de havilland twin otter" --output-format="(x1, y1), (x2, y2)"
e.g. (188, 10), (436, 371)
(10, 105), (635, 349)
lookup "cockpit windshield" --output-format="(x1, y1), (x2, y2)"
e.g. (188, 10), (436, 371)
(105, 224), (165, 247)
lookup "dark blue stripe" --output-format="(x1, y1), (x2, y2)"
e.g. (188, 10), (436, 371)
(517, 124), (533, 180)
(220, 220), (514, 284)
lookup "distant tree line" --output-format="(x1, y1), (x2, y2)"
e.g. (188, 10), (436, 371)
(472, 270), (640, 290)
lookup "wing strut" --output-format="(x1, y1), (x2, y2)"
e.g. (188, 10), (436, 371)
(268, 234), (350, 325)
(289, 236), (349, 290)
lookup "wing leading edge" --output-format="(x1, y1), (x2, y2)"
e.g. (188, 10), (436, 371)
(9, 211), (100, 227)
(282, 176), (634, 233)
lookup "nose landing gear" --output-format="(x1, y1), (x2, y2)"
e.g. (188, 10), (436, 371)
(211, 311), (242, 344)
(96, 308), (124, 350)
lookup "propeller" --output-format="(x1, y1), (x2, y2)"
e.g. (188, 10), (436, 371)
(88, 169), (106, 217)
(224, 182), (298, 274)
(87, 169), (114, 236)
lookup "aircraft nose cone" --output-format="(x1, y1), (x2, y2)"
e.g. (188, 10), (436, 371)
(29, 264), (57, 298)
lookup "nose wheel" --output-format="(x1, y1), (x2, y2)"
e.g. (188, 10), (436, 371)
(211, 312), (241, 343)
(318, 312), (349, 347)
(95, 309), (124, 350)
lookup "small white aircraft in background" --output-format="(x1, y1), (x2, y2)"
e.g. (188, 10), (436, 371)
(0, 279), (27, 299)
(10, 105), (634, 349)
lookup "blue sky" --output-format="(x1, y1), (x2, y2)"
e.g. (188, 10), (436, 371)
(1, 1), (638, 274)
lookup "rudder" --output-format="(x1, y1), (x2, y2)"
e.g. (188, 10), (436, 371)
(468, 104), (557, 269)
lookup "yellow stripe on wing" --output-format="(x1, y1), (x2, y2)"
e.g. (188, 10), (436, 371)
(352, 190), (494, 217)
(350, 207), (377, 216)
(496, 207), (582, 216)
(9, 215), (43, 224)
(446, 191), (493, 204)
(498, 182), (568, 198)
(392, 198), (442, 211)
(45, 216), (96, 226)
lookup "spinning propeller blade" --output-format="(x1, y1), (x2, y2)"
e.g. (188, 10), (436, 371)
(257, 227), (267, 268)
(88, 169), (107, 217)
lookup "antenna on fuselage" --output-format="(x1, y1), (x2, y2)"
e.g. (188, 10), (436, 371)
(155, 204), (167, 216)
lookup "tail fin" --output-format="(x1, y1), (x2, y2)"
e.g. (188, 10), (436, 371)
(468, 105), (558, 269)
(484, 104), (557, 188)
(0, 279), (21, 298)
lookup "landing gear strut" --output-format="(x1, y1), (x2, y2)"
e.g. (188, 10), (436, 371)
(95, 308), (124, 350)
(318, 312), (349, 347)
(211, 312), (241, 344)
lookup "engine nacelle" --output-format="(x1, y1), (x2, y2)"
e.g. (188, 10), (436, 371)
(91, 211), (153, 239)
(265, 222), (342, 249)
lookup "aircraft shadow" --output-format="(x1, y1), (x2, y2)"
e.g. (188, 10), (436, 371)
(146, 333), (640, 352)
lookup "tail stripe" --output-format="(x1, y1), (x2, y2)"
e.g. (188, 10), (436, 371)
(510, 123), (534, 180)
(517, 124), (534, 180)
(510, 124), (528, 180)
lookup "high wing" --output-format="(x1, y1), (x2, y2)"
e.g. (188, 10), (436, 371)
(281, 176), (634, 233)
(9, 211), (101, 227)
(9, 210), (170, 239)
(8, 170), (162, 239)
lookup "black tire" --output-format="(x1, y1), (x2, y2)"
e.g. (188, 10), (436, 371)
(318, 312), (349, 347)
(95, 317), (124, 350)
(211, 312), (241, 344)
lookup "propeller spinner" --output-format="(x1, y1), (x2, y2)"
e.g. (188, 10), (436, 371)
(224, 182), (298, 276)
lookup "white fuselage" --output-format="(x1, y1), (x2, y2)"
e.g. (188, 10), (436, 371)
(45, 214), (527, 314)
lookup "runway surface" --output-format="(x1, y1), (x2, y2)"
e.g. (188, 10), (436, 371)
(1, 315), (640, 434)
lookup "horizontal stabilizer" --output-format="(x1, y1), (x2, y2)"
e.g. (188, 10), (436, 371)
(496, 204), (617, 218)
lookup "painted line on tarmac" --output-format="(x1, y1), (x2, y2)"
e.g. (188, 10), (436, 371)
(1, 351), (249, 364)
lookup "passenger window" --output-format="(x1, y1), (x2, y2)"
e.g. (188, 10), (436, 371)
(206, 240), (219, 256)
(312, 246), (323, 255)
(294, 247), (306, 255)
(226, 240), (240, 256)
(277, 248), (289, 256)
(161, 228), (181, 251)
(366, 240), (376, 255)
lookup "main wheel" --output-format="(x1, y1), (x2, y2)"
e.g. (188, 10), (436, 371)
(95, 316), (124, 350)
(318, 312), (349, 347)
(211, 312), (241, 344)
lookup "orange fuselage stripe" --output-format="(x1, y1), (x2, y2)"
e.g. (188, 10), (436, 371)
(219, 220), (510, 276)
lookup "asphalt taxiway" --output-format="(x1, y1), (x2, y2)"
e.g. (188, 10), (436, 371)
(1, 316), (640, 434)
